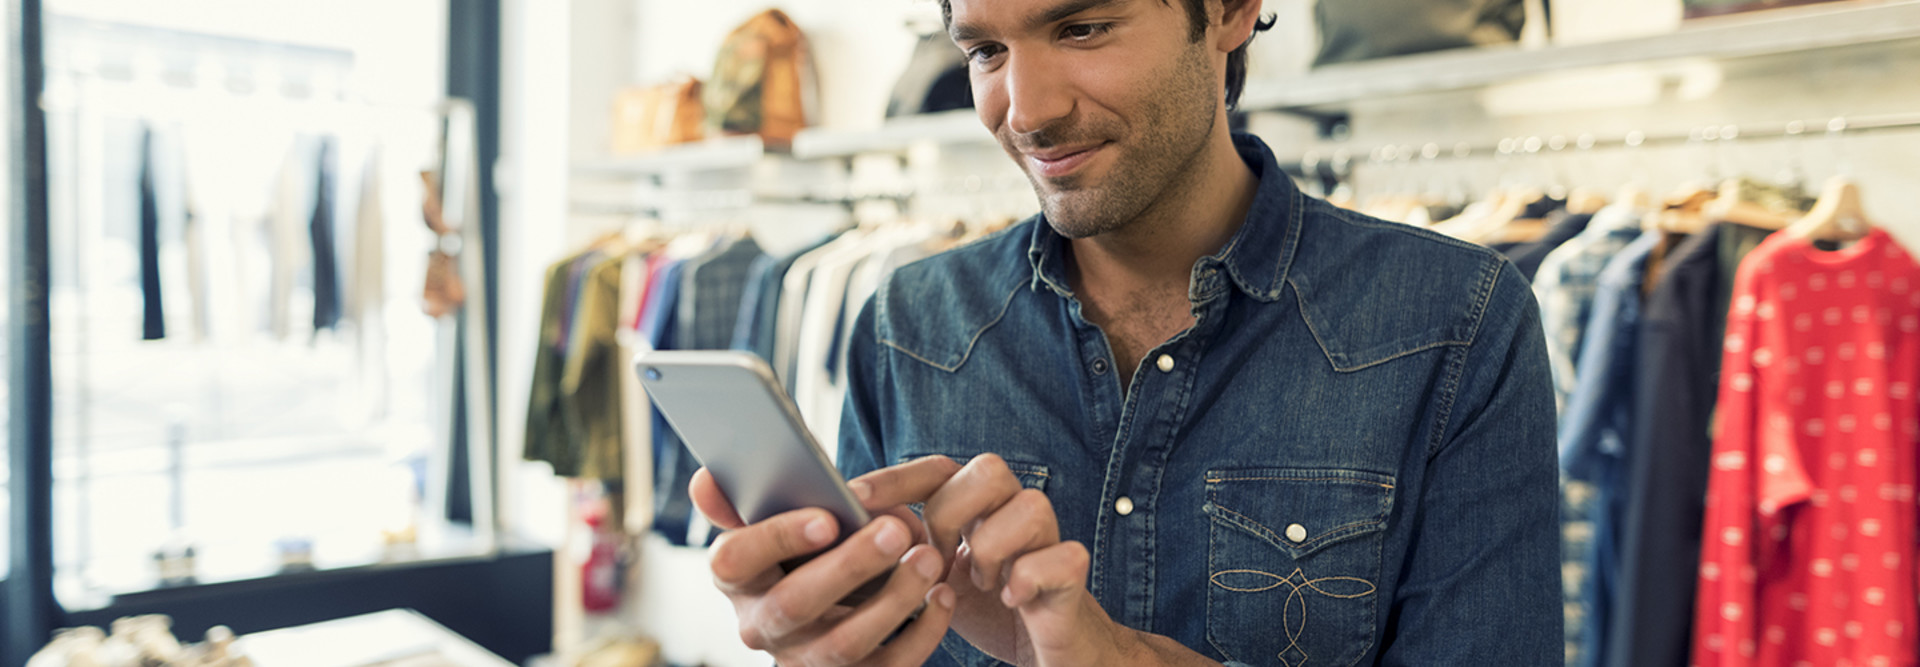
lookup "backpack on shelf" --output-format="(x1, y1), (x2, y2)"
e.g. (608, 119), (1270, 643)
(706, 9), (818, 149)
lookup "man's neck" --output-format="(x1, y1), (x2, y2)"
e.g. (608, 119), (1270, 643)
(1068, 129), (1258, 297)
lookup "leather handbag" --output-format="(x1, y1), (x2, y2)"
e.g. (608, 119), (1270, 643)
(613, 77), (706, 154)
(1313, 0), (1527, 66)
(418, 171), (466, 318)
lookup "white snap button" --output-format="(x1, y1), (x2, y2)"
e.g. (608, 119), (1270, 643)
(1286, 523), (1307, 543)
(1115, 496), (1135, 516)
(1156, 355), (1175, 373)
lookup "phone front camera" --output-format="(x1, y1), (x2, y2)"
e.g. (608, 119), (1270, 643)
(645, 367), (662, 381)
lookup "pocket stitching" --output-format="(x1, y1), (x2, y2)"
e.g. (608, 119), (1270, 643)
(1206, 502), (1385, 556)
(1205, 470), (1390, 667)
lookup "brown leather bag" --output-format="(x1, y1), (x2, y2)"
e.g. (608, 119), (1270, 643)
(706, 9), (816, 148)
(613, 77), (706, 154)
(418, 171), (466, 318)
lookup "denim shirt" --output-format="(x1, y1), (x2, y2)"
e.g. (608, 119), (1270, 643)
(838, 134), (1561, 666)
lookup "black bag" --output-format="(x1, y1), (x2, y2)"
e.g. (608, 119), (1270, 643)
(886, 33), (973, 118)
(1313, 0), (1527, 67)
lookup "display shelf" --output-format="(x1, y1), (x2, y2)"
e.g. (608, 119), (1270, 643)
(571, 134), (766, 177)
(791, 109), (993, 159)
(1239, 0), (1920, 112)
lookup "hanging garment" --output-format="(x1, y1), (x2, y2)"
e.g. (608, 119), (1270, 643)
(184, 201), (211, 342)
(138, 126), (166, 341)
(558, 255), (629, 481)
(1606, 223), (1773, 667)
(794, 232), (881, 439)
(730, 254), (777, 354)
(676, 235), (766, 351)
(1693, 227), (1920, 667)
(1505, 211), (1595, 281)
(783, 229), (867, 397)
(267, 141), (311, 340)
(738, 233), (837, 379)
(1559, 230), (1663, 667)
(617, 253), (657, 534)
(1536, 204), (1647, 409)
(350, 148), (390, 417)
(638, 260), (692, 545)
(778, 231), (863, 394)
(525, 256), (583, 475)
(310, 138), (342, 332)
(350, 147), (386, 327)
(1532, 203), (1646, 662)
(628, 252), (668, 332)
(639, 237), (770, 544)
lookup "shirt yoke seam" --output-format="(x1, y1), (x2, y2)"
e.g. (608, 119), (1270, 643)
(878, 279), (1026, 373)
(1428, 255), (1505, 460)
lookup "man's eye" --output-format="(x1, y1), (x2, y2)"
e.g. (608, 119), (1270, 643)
(1062, 23), (1113, 41)
(967, 45), (1004, 64)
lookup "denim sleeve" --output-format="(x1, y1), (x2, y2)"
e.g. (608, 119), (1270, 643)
(837, 296), (887, 480)
(1379, 262), (1563, 665)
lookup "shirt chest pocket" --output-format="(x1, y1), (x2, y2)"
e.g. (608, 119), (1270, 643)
(1202, 468), (1395, 667)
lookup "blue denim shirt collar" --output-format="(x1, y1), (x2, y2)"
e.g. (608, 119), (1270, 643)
(1025, 133), (1303, 304)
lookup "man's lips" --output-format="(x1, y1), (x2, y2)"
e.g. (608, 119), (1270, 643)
(1024, 143), (1105, 178)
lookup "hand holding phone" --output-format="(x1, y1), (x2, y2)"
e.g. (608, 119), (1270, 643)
(643, 351), (958, 664)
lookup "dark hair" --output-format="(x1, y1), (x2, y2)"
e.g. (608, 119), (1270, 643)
(939, 0), (1277, 110)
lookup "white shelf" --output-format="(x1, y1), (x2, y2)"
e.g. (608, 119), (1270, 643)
(571, 134), (766, 177)
(791, 109), (993, 159)
(1240, 0), (1920, 112)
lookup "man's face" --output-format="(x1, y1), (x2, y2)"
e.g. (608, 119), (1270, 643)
(950, 0), (1220, 239)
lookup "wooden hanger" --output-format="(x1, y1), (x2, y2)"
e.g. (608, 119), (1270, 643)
(1567, 186), (1610, 216)
(1615, 184), (1652, 214)
(1651, 186), (1714, 235)
(1703, 178), (1795, 230)
(1786, 176), (1874, 242)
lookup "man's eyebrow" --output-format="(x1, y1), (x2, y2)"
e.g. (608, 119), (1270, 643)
(949, 0), (1130, 42)
(1035, 0), (1128, 28)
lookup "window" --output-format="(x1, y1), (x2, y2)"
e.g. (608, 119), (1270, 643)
(43, 2), (465, 607)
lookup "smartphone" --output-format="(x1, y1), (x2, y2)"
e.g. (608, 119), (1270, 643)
(636, 349), (888, 604)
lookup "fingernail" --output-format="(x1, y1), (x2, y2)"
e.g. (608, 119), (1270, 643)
(1000, 585), (1017, 608)
(876, 520), (909, 555)
(911, 547), (941, 579)
(804, 517), (835, 546)
(933, 585), (956, 609)
(848, 480), (871, 502)
(970, 565), (987, 590)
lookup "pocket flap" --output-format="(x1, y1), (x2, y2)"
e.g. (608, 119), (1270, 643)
(1202, 467), (1394, 560)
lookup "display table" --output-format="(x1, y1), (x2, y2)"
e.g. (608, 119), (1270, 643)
(238, 609), (514, 667)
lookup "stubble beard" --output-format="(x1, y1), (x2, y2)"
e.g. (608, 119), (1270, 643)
(1011, 41), (1219, 240)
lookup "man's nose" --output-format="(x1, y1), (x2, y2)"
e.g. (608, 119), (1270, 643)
(1003, 51), (1073, 137)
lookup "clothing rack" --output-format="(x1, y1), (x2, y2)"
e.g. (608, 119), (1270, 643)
(1288, 111), (1920, 185)
(568, 172), (1034, 220)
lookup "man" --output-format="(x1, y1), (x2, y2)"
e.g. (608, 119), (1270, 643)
(690, 0), (1562, 665)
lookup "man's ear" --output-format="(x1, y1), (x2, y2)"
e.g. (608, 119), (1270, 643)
(1212, 0), (1262, 53)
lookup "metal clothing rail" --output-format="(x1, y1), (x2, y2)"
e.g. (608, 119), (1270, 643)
(1292, 111), (1920, 179)
(568, 172), (1036, 219)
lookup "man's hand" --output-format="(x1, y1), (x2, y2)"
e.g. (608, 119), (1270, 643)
(690, 467), (955, 667)
(850, 454), (1183, 667)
